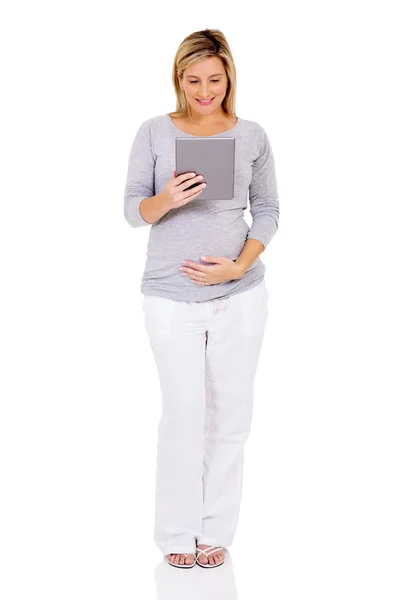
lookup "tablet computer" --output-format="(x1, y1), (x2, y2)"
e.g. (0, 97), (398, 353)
(175, 137), (235, 200)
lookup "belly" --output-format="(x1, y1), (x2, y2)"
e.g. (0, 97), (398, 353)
(145, 212), (249, 268)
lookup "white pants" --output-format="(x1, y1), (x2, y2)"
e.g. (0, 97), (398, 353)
(141, 279), (268, 556)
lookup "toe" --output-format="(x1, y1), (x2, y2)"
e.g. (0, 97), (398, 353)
(196, 546), (224, 566)
(198, 553), (208, 564)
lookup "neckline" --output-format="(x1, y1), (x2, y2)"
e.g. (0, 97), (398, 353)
(166, 113), (241, 137)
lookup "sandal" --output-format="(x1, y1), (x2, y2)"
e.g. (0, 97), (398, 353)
(195, 545), (225, 568)
(165, 552), (196, 568)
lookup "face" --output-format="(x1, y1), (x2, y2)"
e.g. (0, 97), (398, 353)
(179, 56), (229, 116)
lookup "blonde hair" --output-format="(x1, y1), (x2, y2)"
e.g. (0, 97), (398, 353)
(170, 29), (237, 119)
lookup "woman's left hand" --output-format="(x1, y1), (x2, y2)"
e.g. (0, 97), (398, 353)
(179, 255), (243, 285)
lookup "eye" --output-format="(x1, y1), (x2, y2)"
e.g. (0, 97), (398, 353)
(189, 80), (220, 84)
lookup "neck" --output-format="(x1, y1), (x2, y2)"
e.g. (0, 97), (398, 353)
(186, 107), (227, 126)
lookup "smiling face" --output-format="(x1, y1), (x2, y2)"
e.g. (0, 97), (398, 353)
(179, 56), (229, 117)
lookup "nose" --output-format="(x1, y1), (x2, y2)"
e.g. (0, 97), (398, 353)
(199, 84), (211, 98)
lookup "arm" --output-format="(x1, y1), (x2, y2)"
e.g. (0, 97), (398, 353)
(138, 193), (172, 225)
(235, 238), (265, 275)
(239, 126), (280, 266)
(124, 119), (170, 227)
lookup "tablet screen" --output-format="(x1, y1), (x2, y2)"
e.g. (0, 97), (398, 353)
(175, 137), (235, 200)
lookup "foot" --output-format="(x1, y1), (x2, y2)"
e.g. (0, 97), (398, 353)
(196, 544), (225, 566)
(167, 553), (195, 566)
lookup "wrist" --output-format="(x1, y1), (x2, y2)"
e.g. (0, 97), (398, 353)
(234, 260), (246, 278)
(158, 192), (173, 211)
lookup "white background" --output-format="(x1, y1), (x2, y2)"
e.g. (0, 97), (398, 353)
(1, 1), (399, 598)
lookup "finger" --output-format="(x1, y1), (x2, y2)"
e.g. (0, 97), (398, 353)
(184, 260), (211, 272)
(189, 181), (206, 191)
(188, 269), (209, 279)
(181, 186), (206, 202)
(185, 268), (201, 278)
(184, 266), (207, 275)
(175, 172), (197, 185)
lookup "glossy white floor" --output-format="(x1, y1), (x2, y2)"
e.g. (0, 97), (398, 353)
(4, 287), (399, 599)
(4, 325), (398, 598)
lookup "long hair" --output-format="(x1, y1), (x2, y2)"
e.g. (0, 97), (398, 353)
(170, 29), (237, 119)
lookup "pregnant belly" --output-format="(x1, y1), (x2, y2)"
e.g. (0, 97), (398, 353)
(146, 215), (249, 264)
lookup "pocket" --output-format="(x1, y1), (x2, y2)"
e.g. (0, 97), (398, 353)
(238, 281), (268, 337)
(142, 295), (177, 346)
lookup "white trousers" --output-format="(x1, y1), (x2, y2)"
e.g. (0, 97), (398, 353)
(141, 279), (268, 556)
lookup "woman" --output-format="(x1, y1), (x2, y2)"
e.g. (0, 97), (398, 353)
(124, 28), (279, 569)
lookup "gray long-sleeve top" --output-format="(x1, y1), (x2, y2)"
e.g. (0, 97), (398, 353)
(124, 113), (279, 302)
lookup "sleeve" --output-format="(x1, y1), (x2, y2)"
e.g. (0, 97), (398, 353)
(123, 118), (155, 228)
(247, 125), (280, 250)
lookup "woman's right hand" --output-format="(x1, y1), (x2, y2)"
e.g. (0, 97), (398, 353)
(161, 171), (207, 209)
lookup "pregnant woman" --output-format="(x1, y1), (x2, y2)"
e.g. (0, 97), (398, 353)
(124, 28), (279, 569)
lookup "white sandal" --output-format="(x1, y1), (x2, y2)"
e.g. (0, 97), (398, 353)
(165, 552), (196, 568)
(195, 545), (225, 568)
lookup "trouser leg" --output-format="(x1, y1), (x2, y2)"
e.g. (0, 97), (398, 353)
(197, 281), (269, 547)
(142, 295), (207, 555)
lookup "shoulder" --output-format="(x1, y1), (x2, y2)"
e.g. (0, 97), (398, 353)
(133, 115), (170, 144)
(130, 115), (168, 151)
(243, 119), (271, 142)
(239, 118), (270, 144)
(238, 119), (271, 160)
(136, 114), (167, 132)
(238, 117), (262, 132)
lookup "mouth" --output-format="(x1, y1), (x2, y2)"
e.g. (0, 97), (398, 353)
(196, 97), (215, 105)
